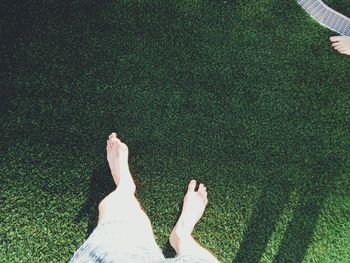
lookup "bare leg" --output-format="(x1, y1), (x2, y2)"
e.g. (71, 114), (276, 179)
(169, 180), (220, 262)
(330, 36), (350, 56)
(97, 132), (158, 246)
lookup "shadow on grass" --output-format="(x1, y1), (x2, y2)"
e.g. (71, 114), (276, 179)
(75, 162), (115, 236)
(1, 0), (106, 78)
(272, 158), (342, 263)
(0, 0), (109, 151)
(163, 240), (177, 258)
(233, 157), (343, 263)
(233, 173), (292, 263)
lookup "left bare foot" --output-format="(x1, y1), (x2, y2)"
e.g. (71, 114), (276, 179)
(106, 132), (130, 186)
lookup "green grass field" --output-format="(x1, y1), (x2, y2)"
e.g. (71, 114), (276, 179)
(1, 0), (350, 262)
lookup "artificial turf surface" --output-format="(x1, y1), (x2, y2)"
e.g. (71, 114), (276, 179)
(1, 0), (350, 262)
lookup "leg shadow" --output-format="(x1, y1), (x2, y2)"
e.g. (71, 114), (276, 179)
(273, 157), (343, 263)
(233, 156), (344, 263)
(233, 174), (293, 263)
(75, 162), (115, 237)
(163, 240), (177, 258)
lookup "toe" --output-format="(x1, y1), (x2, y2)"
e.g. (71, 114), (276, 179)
(198, 183), (205, 192)
(200, 186), (207, 197)
(202, 191), (208, 203)
(109, 132), (117, 139)
(335, 45), (345, 51)
(330, 36), (342, 42)
(188, 180), (196, 192)
(111, 137), (121, 144)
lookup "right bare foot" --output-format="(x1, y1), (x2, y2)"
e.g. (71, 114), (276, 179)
(170, 180), (208, 248)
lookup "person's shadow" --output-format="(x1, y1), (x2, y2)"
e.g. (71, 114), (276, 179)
(233, 156), (343, 263)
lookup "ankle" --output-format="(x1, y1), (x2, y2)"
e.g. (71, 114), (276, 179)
(170, 224), (192, 251)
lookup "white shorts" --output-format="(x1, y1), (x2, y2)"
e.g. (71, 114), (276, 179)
(69, 220), (213, 263)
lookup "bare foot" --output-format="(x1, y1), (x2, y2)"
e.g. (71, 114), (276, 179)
(106, 132), (131, 187)
(330, 36), (350, 56)
(170, 180), (208, 248)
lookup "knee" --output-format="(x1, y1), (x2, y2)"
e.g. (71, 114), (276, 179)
(98, 195), (108, 213)
(97, 189), (137, 213)
(98, 190), (117, 212)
